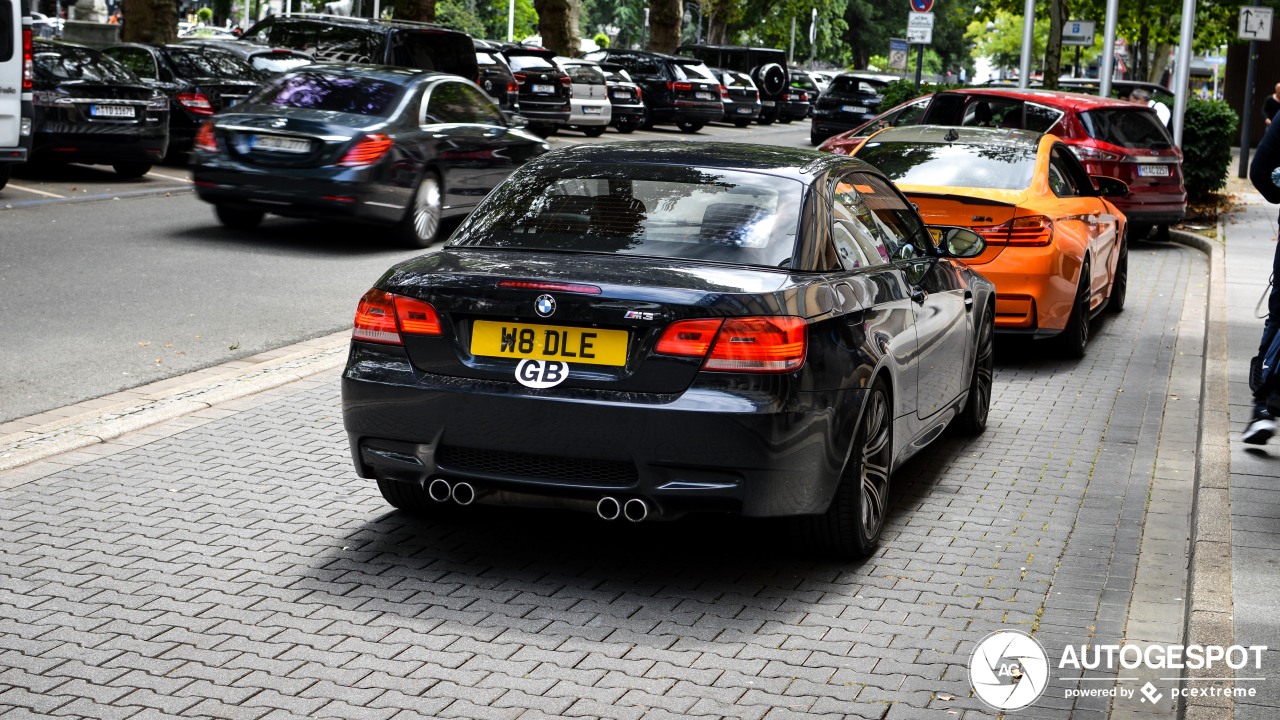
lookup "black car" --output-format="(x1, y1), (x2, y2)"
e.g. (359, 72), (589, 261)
(677, 45), (788, 124)
(714, 68), (761, 127)
(810, 72), (892, 145)
(583, 49), (723, 132)
(191, 64), (549, 246)
(29, 40), (169, 178)
(341, 141), (996, 558)
(499, 46), (571, 135)
(102, 43), (262, 151)
(779, 70), (817, 122)
(473, 41), (519, 110)
(599, 62), (644, 134)
(178, 39), (315, 76)
(238, 14), (478, 81)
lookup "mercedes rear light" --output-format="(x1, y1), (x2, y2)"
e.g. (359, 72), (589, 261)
(657, 316), (807, 373)
(176, 91), (213, 115)
(22, 27), (32, 91)
(193, 121), (218, 152)
(339, 134), (393, 167)
(972, 215), (1054, 247)
(352, 289), (442, 345)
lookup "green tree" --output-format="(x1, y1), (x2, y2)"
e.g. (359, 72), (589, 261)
(436, 0), (484, 36)
(122, 0), (178, 42)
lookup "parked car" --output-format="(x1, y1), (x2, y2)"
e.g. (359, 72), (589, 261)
(555, 56), (612, 137)
(499, 45), (571, 135)
(778, 69), (817, 122)
(713, 68), (761, 127)
(179, 38), (315, 76)
(1057, 78), (1176, 106)
(676, 45), (788, 124)
(856, 126), (1128, 357)
(341, 141), (995, 558)
(30, 10), (62, 39)
(190, 64), (549, 246)
(29, 40), (169, 178)
(817, 95), (931, 154)
(1, 0), (32, 190)
(237, 14), (478, 81)
(177, 22), (238, 39)
(810, 72), (892, 145)
(102, 43), (262, 152)
(598, 62), (645, 134)
(472, 41), (519, 109)
(583, 49), (724, 132)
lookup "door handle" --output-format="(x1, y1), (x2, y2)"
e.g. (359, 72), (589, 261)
(964, 291), (974, 310)
(910, 287), (928, 305)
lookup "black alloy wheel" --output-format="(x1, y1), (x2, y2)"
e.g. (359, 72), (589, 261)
(676, 120), (704, 133)
(799, 378), (893, 558)
(398, 171), (442, 248)
(113, 162), (152, 179)
(953, 306), (994, 435)
(1107, 238), (1128, 313)
(640, 103), (654, 130)
(809, 130), (822, 146)
(582, 125), (607, 137)
(614, 118), (637, 134)
(1058, 256), (1092, 359)
(214, 204), (265, 230)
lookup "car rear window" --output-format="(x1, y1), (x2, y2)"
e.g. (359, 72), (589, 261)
(673, 62), (717, 82)
(508, 54), (556, 71)
(1079, 108), (1173, 149)
(562, 63), (604, 84)
(450, 164), (804, 269)
(249, 52), (312, 74)
(167, 48), (256, 79)
(253, 72), (402, 116)
(34, 46), (138, 84)
(857, 140), (1038, 190)
(389, 31), (475, 77)
(830, 77), (883, 95)
(721, 71), (753, 89)
(0, 0), (12, 62)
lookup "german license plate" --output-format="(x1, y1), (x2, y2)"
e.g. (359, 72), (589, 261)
(611, 91), (629, 99)
(532, 84), (554, 93)
(90, 104), (135, 118)
(583, 106), (603, 114)
(841, 105), (862, 113)
(252, 134), (310, 153)
(695, 91), (714, 100)
(1137, 164), (1170, 177)
(736, 106), (753, 114)
(471, 320), (627, 366)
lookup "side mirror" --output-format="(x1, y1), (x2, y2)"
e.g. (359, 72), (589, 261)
(929, 226), (987, 259)
(503, 110), (528, 128)
(1092, 175), (1129, 198)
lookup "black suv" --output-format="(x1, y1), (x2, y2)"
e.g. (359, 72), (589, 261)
(238, 14), (477, 80)
(583, 49), (723, 132)
(676, 45), (789, 124)
(473, 39), (519, 109)
(498, 45), (572, 135)
(810, 72), (892, 145)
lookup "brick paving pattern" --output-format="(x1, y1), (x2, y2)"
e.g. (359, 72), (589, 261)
(0, 241), (1203, 719)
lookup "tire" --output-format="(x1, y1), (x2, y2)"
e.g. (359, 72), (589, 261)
(113, 162), (152, 179)
(757, 111), (775, 126)
(0, 164), (9, 190)
(582, 125), (607, 137)
(1057, 256), (1092, 359)
(614, 119), (637, 134)
(953, 306), (994, 435)
(1107, 237), (1128, 314)
(676, 121), (704, 133)
(397, 171), (442, 248)
(809, 130), (822, 146)
(214, 204), (265, 230)
(530, 124), (558, 137)
(376, 477), (441, 516)
(754, 62), (787, 97)
(732, 119), (752, 128)
(778, 116), (793, 124)
(1129, 223), (1151, 241)
(640, 104), (654, 130)
(1153, 223), (1171, 242)
(798, 378), (893, 558)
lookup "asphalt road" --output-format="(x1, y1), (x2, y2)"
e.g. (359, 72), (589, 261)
(0, 120), (812, 423)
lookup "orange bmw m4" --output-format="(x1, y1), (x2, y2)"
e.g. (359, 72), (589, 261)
(855, 126), (1128, 358)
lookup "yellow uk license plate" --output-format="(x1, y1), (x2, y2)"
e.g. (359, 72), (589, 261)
(471, 321), (628, 366)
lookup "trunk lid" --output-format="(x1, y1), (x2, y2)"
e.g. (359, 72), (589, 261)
(214, 109), (367, 168)
(899, 186), (1027, 265)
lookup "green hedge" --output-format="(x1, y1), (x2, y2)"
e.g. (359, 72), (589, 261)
(1181, 99), (1238, 201)
(877, 79), (962, 111)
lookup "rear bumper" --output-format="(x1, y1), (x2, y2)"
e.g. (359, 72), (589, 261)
(342, 342), (852, 520)
(652, 104), (725, 125)
(969, 246), (1079, 334)
(33, 128), (168, 165)
(811, 113), (873, 137)
(780, 102), (811, 120)
(1115, 201), (1186, 226)
(192, 164), (404, 224)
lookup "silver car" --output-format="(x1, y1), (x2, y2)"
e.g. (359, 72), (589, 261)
(555, 57), (613, 137)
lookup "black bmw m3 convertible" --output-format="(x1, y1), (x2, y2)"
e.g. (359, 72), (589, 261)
(341, 142), (996, 557)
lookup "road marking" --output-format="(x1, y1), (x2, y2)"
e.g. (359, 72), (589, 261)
(5, 183), (66, 198)
(146, 172), (193, 184)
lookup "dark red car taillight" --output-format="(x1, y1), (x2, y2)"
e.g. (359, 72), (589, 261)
(193, 121), (218, 152)
(353, 289), (443, 345)
(657, 316), (808, 373)
(339, 134), (393, 167)
(176, 91), (214, 115)
(22, 27), (32, 91)
(973, 215), (1054, 247)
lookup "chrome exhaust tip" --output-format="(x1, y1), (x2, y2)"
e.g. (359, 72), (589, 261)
(427, 478), (452, 503)
(623, 498), (649, 523)
(451, 481), (476, 506)
(596, 496), (621, 521)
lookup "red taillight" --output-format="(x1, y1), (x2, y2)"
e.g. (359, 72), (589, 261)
(193, 121), (218, 152)
(496, 280), (602, 295)
(513, 72), (527, 85)
(507, 81), (518, 93)
(352, 289), (442, 345)
(635, 86), (643, 100)
(719, 84), (729, 99)
(176, 91), (213, 114)
(559, 75), (572, 87)
(657, 316), (807, 373)
(339, 134), (393, 167)
(22, 28), (33, 91)
(973, 215), (1054, 247)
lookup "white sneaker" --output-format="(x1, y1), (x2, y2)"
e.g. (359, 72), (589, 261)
(1243, 417), (1277, 445)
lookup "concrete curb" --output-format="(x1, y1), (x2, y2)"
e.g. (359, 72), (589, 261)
(0, 331), (350, 474)
(1169, 226), (1236, 720)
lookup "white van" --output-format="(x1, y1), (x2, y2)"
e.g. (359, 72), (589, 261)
(0, 0), (32, 190)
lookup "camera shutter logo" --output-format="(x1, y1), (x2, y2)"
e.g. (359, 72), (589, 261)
(969, 630), (1050, 711)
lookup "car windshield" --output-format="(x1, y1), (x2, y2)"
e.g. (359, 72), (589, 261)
(673, 62), (717, 82)
(1078, 108), (1173, 149)
(449, 163), (804, 269)
(166, 48), (256, 78)
(857, 140), (1038, 190)
(252, 72), (403, 116)
(34, 46), (137, 83)
(830, 77), (883, 95)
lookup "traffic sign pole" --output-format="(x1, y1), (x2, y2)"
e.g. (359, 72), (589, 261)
(1238, 40), (1259, 178)
(914, 44), (924, 90)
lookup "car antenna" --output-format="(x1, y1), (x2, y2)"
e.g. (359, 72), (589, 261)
(943, 128), (960, 142)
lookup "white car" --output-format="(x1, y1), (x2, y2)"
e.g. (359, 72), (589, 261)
(555, 57), (612, 137)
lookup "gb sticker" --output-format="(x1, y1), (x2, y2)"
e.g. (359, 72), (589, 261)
(515, 359), (568, 388)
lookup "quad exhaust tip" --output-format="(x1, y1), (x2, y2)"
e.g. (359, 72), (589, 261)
(623, 498), (649, 523)
(596, 496), (621, 521)
(451, 482), (476, 506)
(427, 478), (452, 503)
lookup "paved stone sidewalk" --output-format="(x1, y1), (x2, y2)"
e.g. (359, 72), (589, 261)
(0, 241), (1207, 719)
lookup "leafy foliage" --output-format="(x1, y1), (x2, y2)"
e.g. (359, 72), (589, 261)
(1181, 98), (1239, 201)
(876, 79), (963, 109)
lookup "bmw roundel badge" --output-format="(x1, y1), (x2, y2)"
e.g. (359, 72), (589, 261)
(535, 294), (556, 318)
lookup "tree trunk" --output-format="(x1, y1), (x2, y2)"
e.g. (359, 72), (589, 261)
(121, 0), (177, 43)
(1136, 22), (1149, 81)
(392, 0), (435, 22)
(648, 0), (680, 53)
(534, 0), (578, 55)
(1042, 0), (1068, 89)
